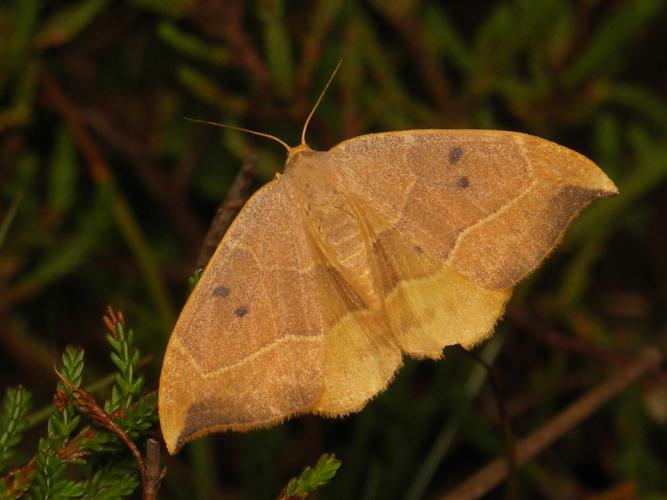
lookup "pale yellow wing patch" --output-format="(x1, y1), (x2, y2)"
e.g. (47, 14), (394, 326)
(308, 201), (508, 417)
(373, 227), (510, 358)
(314, 306), (401, 415)
(305, 251), (402, 415)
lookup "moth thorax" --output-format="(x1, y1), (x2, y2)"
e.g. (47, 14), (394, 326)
(309, 203), (382, 310)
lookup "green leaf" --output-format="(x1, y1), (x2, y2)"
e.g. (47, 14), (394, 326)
(62, 346), (85, 388)
(0, 386), (33, 472)
(82, 463), (140, 499)
(15, 189), (111, 295)
(158, 22), (230, 66)
(423, 5), (472, 75)
(560, 130), (667, 304)
(119, 392), (157, 439)
(104, 318), (145, 413)
(0, 0), (41, 93)
(0, 59), (39, 130)
(127, 0), (193, 17)
(282, 453), (341, 498)
(48, 127), (78, 214)
(0, 191), (24, 251)
(605, 83), (667, 131)
(29, 439), (85, 499)
(564, 0), (664, 87)
(34, 0), (109, 49)
(188, 268), (203, 291)
(257, 0), (294, 97)
(177, 64), (246, 113)
(593, 113), (622, 180)
(47, 346), (84, 444)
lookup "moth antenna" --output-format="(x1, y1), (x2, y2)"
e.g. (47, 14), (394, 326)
(300, 60), (342, 147)
(184, 117), (290, 153)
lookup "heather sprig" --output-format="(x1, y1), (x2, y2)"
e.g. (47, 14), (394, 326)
(279, 453), (342, 499)
(0, 308), (158, 499)
(0, 386), (32, 472)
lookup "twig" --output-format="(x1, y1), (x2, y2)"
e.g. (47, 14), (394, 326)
(54, 370), (165, 499)
(196, 155), (258, 268)
(54, 370), (145, 474)
(438, 349), (663, 500)
(1, 457), (36, 497)
(143, 438), (166, 500)
(2, 393), (156, 496)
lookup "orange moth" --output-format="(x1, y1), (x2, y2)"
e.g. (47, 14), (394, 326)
(159, 64), (617, 454)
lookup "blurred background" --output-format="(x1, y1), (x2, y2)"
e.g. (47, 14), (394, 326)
(1, 0), (666, 498)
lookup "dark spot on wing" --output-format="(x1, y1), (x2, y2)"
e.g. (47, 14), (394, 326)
(234, 306), (248, 318)
(414, 245), (423, 254)
(449, 146), (463, 164)
(457, 176), (470, 188)
(212, 286), (230, 298)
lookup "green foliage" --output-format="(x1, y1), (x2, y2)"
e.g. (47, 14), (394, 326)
(0, 313), (156, 499)
(47, 347), (84, 447)
(105, 322), (144, 414)
(81, 463), (141, 499)
(188, 267), (203, 291)
(31, 439), (86, 499)
(48, 127), (78, 214)
(0, 192), (23, 251)
(257, 0), (294, 98)
(158, 22), (231, 66)
(34, 0), (110, 50)
(564, 0), (663, 87)
(281, 454), (342, 499)
(0, 387), (32, 472)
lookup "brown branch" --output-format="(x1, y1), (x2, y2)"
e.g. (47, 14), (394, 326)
(0, 390), (156, 497)
(1, 458), (36, 497)
(196, 155), (259, 268)
(438, 349), (663, 500)
(54, 370), (145, 474)
(39, 72), (110, 183)
(142, 438), (166, 500)
(3, 429), (98, 495)
(56, 374), (164, 499)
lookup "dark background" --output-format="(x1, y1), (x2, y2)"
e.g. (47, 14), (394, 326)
(1, 0), (666, 498)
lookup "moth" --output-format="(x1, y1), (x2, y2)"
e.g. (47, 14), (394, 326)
(159, 67), (618, 454)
